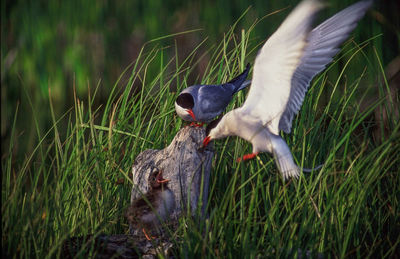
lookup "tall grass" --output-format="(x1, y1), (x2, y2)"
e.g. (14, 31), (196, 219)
(4, 0), (395, 161)
(2, 15), (399, 259)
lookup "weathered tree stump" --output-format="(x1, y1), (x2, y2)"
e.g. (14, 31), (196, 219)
(62, 127), (213, 258)
(130, 126), (214, 228)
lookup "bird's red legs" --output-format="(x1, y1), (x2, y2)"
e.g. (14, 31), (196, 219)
(142, 228), (155, 240)
(236, 153), (259, 162)
(156, 171), (170, 183)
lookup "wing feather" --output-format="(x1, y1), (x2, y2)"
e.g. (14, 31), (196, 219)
(241, 0), (323, 135)
(279, 0), (372, 133)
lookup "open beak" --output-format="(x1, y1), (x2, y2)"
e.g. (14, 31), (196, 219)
(202, 136), (211, 148)
(156, 171), (170, 183)
(186, 109), (196, 121)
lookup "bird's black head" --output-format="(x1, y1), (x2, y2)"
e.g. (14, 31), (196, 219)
(206, 116), (222, 136)
(176, 93), (194, 109)
(149, 170), (160, 189)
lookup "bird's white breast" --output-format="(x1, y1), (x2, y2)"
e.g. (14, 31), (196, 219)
(226, 110), (275, 154)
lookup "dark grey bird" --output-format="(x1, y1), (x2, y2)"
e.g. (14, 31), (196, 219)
(175, 64), (250, 126)
(203, 0), (372, 180)
(126, 170), (175, 240)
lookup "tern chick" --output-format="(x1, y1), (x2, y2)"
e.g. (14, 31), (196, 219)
(203, 0), (372, 180)
(126, 170), (175, 240)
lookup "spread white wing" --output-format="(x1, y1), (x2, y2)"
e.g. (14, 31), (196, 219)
(241, 0), (372, 135)
(241, 0), (323, 135)
(278, 0), (372, 133)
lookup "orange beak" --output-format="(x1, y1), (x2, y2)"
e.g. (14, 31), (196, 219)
(156, 171), (170, 183)
(186, 109), (196, 121)
(202, 136), (211, 148)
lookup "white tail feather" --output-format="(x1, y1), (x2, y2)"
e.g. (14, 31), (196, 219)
(271, 135), (301, 180)
(302, 164), (324, 172)
(270, 134), (324, 180)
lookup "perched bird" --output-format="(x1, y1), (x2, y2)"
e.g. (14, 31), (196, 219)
(126, 170), (175, 240)
(202, 0), (372, 180)
(175, 64), (251, 126)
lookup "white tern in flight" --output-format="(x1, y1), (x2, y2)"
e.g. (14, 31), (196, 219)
(202, 0), (372, 180)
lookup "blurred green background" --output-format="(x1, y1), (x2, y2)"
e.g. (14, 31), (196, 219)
(1, 0), (399, 161)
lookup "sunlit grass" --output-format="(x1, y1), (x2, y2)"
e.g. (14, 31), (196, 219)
(2, 18), (399, 259)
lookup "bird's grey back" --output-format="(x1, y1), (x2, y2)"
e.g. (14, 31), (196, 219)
(195, 65), (251, 121)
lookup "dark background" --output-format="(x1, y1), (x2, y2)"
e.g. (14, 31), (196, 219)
(2, 0), (399, 160)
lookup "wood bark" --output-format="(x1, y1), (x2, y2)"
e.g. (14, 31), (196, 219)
(130, 126), (214, 223)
